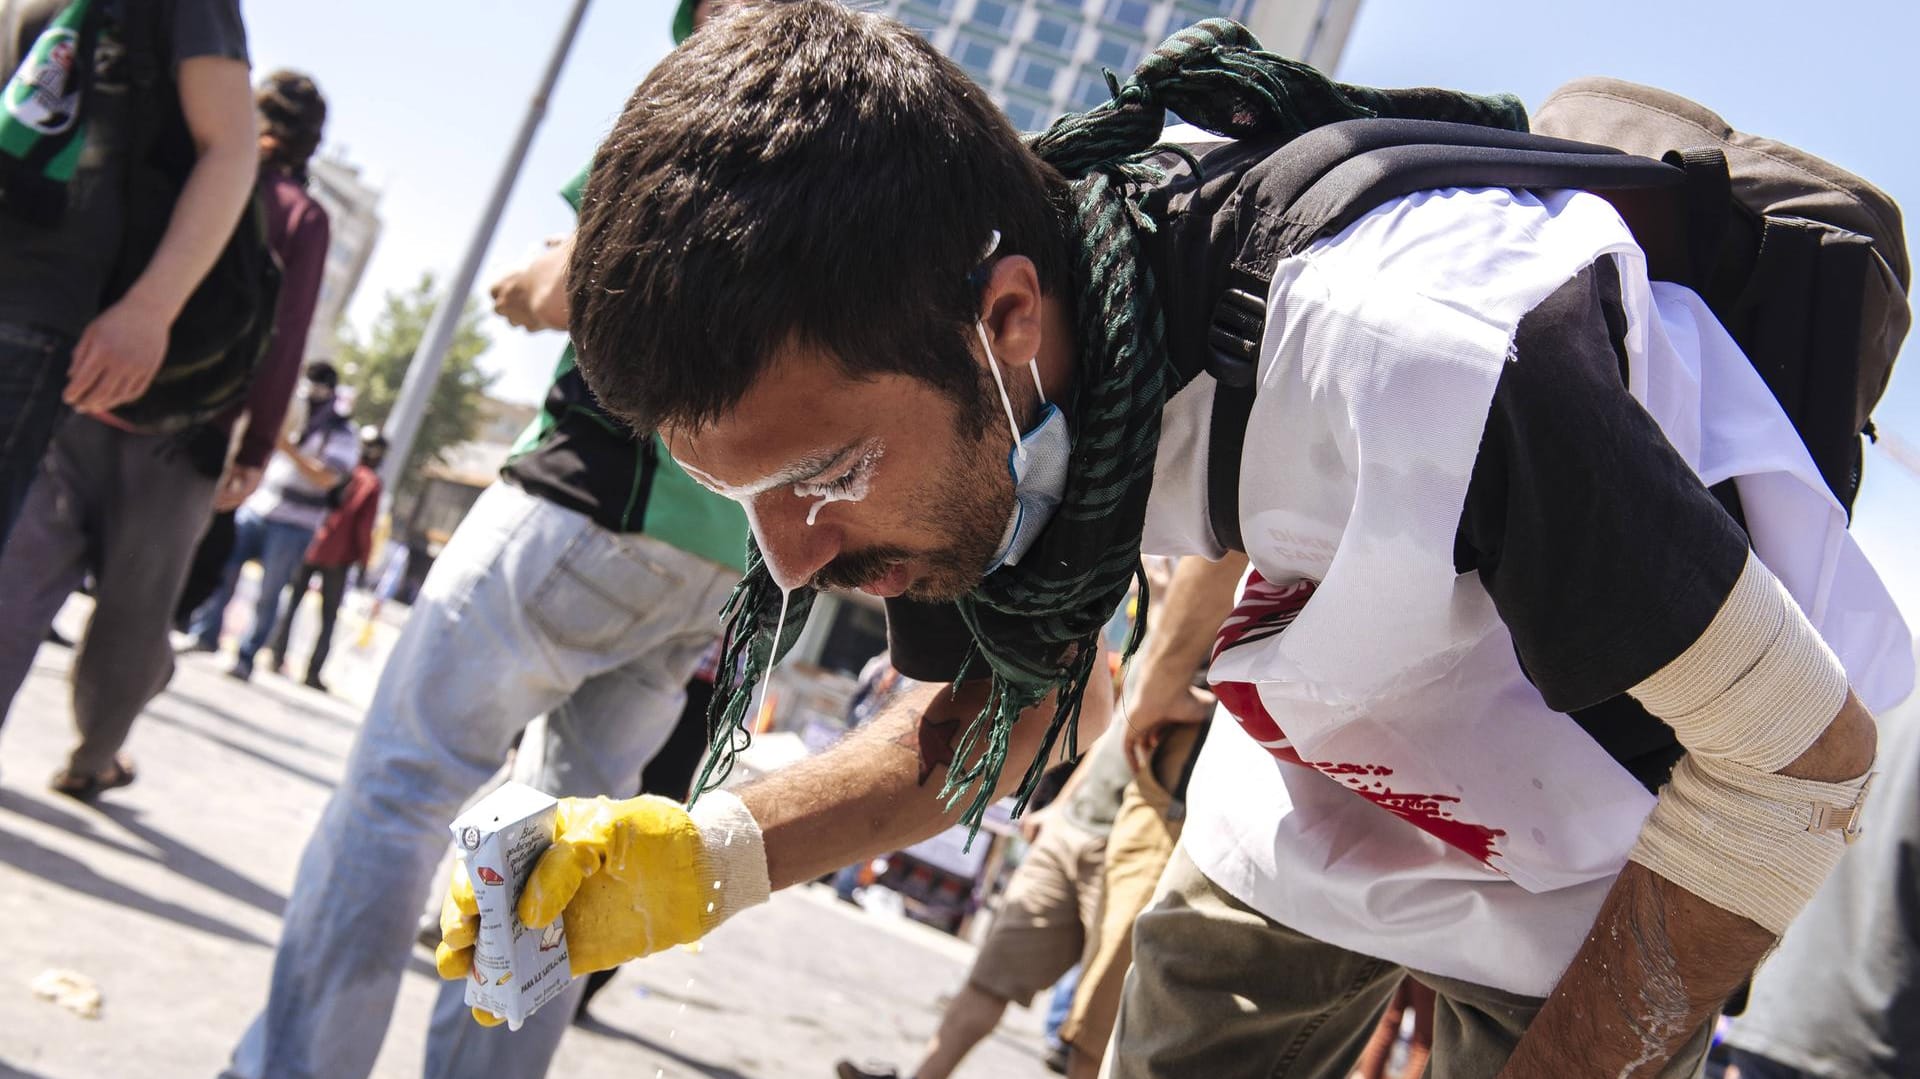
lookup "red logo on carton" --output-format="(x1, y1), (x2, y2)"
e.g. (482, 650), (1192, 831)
(475, 866), (505, 886)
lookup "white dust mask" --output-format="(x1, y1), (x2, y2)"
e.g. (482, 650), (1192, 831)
(975, 319), (1069, 571)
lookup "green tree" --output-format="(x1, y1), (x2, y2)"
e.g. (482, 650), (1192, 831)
(339, 272), (497, 493)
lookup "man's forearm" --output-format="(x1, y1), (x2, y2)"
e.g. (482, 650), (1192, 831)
(745, 661), (1112, 890)
(1136, 552), (1246, 679)
(1504, 696), (1877, 1076)
(1503, 861), (1769, 1077)
(285, 450), (340, 488)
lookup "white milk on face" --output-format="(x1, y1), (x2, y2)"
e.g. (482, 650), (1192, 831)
(796, 443), (885, 526)
(750, 588), (793, 728)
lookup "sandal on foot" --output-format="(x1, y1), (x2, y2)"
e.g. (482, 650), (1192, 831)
(50, 755), (137, 802)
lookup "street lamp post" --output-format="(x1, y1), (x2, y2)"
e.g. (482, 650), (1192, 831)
(378, 0), (593, 492)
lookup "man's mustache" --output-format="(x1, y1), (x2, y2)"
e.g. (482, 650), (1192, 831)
(808, 546), (916, 593)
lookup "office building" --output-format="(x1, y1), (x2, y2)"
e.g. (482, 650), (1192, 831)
(869, 0), (1362, 132)
(303, 153), (385, 360)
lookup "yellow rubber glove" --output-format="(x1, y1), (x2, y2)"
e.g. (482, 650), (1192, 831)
(434, 861), (506, 1027)
(435, 790), (770, 1001)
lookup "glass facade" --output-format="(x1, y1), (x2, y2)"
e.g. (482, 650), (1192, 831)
(970, 0), (1020, 33)
(1091, 35), (1142, 74)
(1102, 0), (1157, 33)
(1070, 68), (1112, 110)
(872, 0), (1356, 143)
(1010, 52), (1062, 95)
(1002, 96), (1051, 132)
(1030, 13), (1079, 54)
(953, 32), (1000, 79)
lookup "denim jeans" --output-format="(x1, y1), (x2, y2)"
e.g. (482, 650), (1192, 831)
(223, 481), (739, 1079)
(1044, 963), (1083, 1049)
(0, 322), (73, 549)
(187, 508), (316, 667)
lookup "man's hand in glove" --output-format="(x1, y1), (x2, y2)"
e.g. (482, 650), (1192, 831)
(435, 790), (770, 1025)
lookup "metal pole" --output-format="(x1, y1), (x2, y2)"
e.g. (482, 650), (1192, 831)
(379, 0), (593, 490)
(1879, 427), (1920, 482)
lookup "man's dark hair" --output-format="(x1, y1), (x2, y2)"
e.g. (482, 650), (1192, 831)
(258, 69), (328, 181)
(305, 360), (339, 388)
(570, 0), (1069, 435)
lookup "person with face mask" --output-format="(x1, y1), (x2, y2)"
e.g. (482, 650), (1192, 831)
(262, 426), (386, 694)
(186, 359), (358, 681)
(0, 66), (329, 800)
(433, 6), (1909, 1078)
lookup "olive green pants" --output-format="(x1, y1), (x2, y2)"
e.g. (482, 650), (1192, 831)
(1104, 847), (1713, 1079)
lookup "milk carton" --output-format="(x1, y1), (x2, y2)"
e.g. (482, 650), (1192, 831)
(449, 782), (573, 1030)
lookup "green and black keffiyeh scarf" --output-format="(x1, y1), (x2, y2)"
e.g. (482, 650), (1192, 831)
(693, 19), (1528, 836)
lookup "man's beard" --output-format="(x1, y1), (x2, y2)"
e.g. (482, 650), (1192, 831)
(810, 376), (1016, 603)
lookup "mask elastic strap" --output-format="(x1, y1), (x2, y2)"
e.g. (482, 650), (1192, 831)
(976, 320), (1028, 467)
(1027, 360), (1047, 408)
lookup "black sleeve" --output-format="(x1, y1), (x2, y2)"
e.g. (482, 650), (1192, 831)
(883, 597), (982, 683)
(1453, 257), (1750, 713)
(171, 0), (250, 67)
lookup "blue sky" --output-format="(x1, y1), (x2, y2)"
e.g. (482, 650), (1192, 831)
(242, 0), (1919, 616)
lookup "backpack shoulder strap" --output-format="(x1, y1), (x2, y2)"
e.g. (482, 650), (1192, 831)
(1195, 119), (1691, 553)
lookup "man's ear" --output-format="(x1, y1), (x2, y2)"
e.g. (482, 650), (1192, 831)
(976, 255), (1045, 369)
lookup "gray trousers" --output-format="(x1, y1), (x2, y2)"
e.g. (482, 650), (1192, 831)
(0, 416), (219, 775)
(1106, 847), (1714, 1079)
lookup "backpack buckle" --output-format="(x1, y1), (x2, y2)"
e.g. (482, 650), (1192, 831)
(1206, 287), (1266, 388)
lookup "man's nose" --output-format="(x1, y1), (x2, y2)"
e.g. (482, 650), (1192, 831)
(749, 491), (843, 592)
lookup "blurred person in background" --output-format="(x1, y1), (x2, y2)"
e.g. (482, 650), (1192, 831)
(837, 708), (1127, 1079)
(1044, 553), (1247, 1077)
(0, 0), (255, 545)
(264, 425), (385, 694)
(186, 358), (356, 682)
(0, 65), (327, 800)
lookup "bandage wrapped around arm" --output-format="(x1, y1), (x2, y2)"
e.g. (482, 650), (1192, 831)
(1626, 551), (1872, 935)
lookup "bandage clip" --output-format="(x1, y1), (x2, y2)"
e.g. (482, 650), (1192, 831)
(1806, 771), (1876, 844)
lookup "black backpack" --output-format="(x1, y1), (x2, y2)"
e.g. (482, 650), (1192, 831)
(104, 0), (281, 434)
(1177, 82), (1910, 551)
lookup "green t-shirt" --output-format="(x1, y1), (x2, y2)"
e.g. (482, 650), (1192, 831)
(499, 165), (747, 572)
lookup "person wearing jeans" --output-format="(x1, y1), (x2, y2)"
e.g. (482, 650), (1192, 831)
(225, 71), (750, 1072)
(265, 426), (384, 692)
(187, 360), (357, 679)
(191, 507), (326, 670)
(223, 481), (741, 1079)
